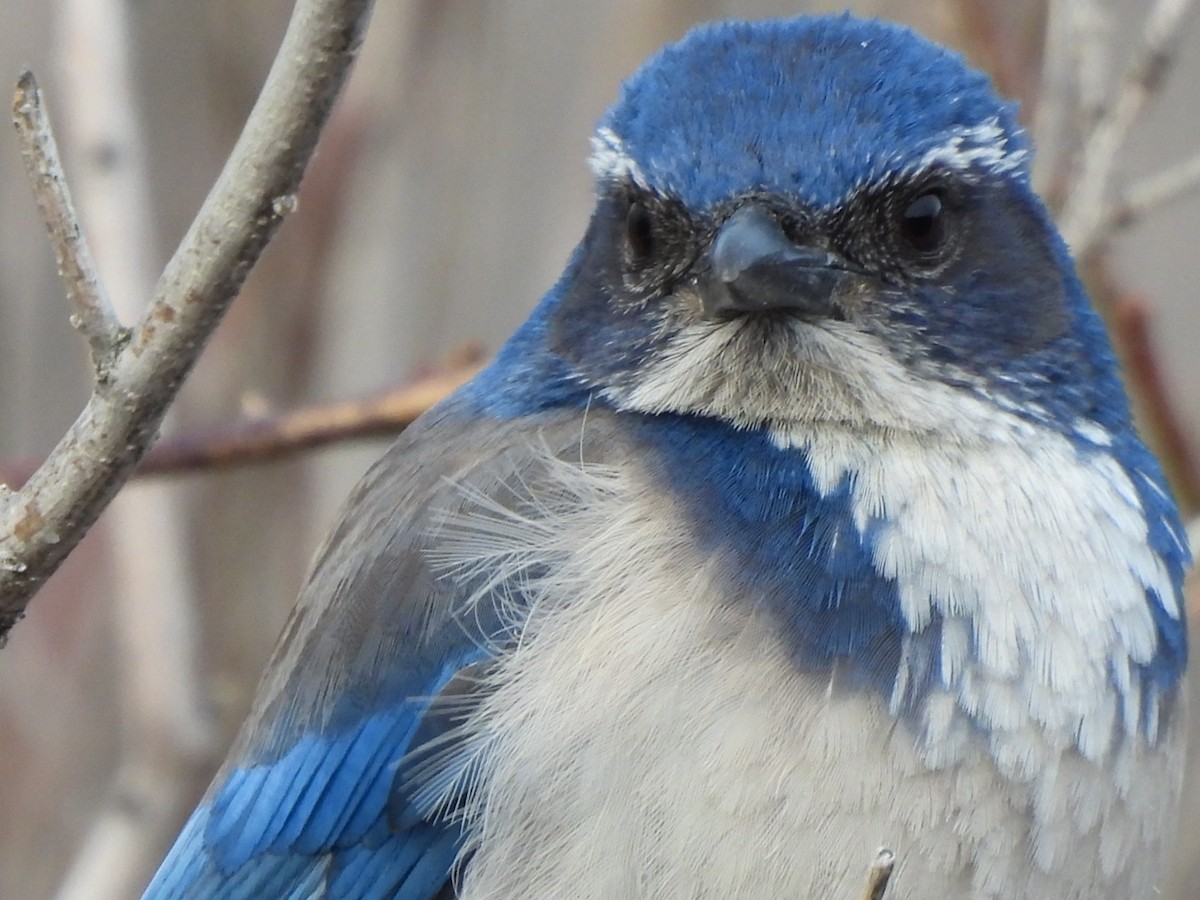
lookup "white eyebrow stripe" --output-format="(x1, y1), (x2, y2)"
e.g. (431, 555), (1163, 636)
(916, 117), (1028, 175)
(588, 127), (650, 188)
(590, 118), (1028, 203)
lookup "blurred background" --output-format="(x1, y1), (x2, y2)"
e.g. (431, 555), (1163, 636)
(0, 1), (1197, 897)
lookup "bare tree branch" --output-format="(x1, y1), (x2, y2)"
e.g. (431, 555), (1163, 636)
(1030, 0), (1109, 202)
(131, 352), (485, 478)
(1100, 150), (1200, 237)
(1067, 0), (1110, 130)
(1025, 0), (1200, 516)
(10, 71), (127, 378)
(48, 0), (219, 896)
(0, 349), (486, 487)
(1058, 0), (1200, 257)
(0, 0), (376, 639)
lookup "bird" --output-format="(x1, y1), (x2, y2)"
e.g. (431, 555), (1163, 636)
(144, 13), (1189, 900)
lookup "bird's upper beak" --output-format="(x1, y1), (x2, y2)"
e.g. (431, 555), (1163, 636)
(702, 204), (853, 320)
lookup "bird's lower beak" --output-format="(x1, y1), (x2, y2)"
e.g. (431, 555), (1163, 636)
(702, 204), (853, 320)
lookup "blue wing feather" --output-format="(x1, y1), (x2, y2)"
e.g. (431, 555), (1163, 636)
(143, 406), (611, 899)
(326, 821), (457, 898)
(206, 709), (433, 868)
(146, 675), (471, 898)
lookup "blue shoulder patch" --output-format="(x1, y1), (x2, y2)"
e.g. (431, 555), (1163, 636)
(629, 412), (915, 694)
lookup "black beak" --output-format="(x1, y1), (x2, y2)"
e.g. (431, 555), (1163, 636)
(703, 205), (852, 320)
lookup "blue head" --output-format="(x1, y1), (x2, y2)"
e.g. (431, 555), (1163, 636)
(481, 14), (1129, 442)
(465, 12), (1188, 704)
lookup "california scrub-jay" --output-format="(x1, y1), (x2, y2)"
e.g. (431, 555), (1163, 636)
(145, 14), (1189, 899)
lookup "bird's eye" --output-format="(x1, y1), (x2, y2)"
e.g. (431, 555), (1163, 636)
(625, 201), (655, 264)
(897, 191), (946, 256)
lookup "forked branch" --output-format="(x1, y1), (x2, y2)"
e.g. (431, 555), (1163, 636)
(11, 71), (128, 378)
(0, 0), (376, 638)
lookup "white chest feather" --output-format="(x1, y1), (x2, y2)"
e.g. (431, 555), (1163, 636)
(431, 428), (1183, 900)
(793, 424), (1180, 760)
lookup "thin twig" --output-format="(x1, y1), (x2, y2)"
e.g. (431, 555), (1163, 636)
(1069, 0), (1110, 131)
(1059, 0), (1200, 257)
(1032, 0), (1111, 204)
(49, 0), (217, 897)
(1101, 151), (1200, 237)
(0, 352), (486, 487)
(1031, 0), (1077, 199)
(0, 0), (376, 639)
(10, 70), (126, 378)
(1029, 0), (1200, 512)
(134, 355), (484, 478)
(861, 847), (896, 900)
